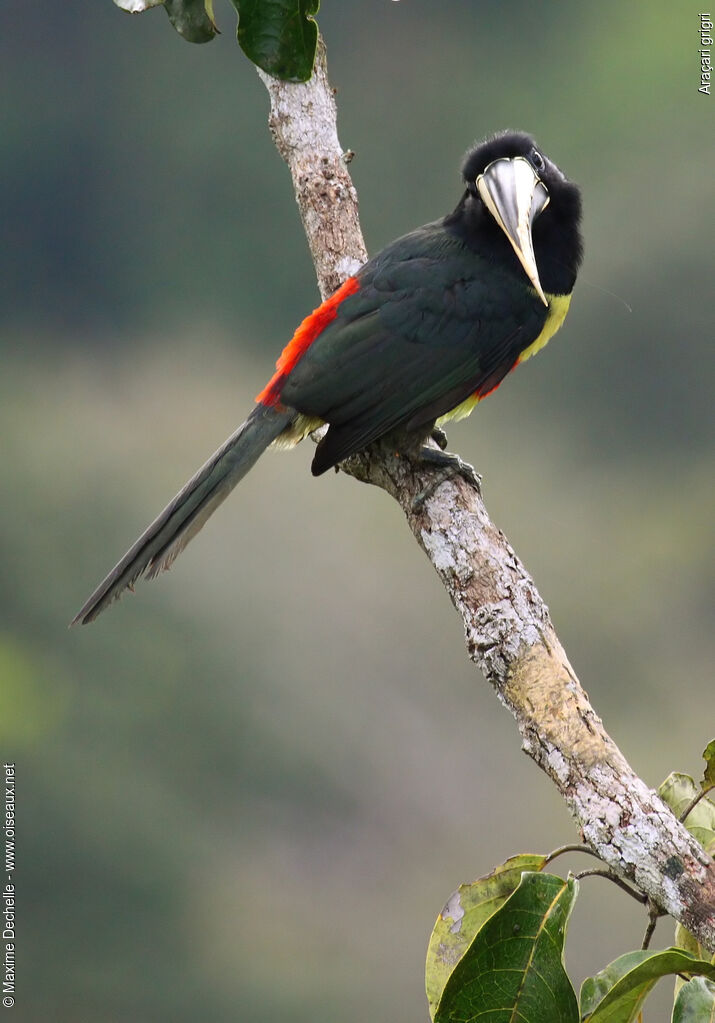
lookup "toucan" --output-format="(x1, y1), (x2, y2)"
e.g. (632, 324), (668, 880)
(72, 130), (583, 625)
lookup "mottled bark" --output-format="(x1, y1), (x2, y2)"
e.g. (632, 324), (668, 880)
(256, 38), (367, 299)
(257, 41), (715, 950)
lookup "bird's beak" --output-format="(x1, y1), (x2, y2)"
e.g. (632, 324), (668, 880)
(476, 156), (550, 306)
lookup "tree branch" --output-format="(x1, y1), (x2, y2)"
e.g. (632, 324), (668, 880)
(256, 38), (367, 299)
(257, 39), (715, 951)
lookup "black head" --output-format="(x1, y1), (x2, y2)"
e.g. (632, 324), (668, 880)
(453, 131), (583, 299)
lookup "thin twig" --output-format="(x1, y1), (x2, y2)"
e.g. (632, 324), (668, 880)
(679, 784), (715, 824)
(573, 868), (648, 905)
(543, 843), (604, 868)
(641, 900), (663, 950)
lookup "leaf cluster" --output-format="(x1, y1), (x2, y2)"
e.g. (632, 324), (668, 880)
(426, 743), (715, 1022)
(114, 0), (319, 80)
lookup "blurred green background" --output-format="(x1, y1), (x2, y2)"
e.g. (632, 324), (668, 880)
(2, 2), (713, 1019)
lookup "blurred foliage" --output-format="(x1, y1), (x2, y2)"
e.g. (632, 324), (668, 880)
(2, 2), (713, 1020)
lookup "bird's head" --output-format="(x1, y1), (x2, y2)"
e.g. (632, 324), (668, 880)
(458, 131), (583, 303)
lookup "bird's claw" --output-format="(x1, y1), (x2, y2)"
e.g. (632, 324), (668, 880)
(430, 426), (449, 450)
(411, 447), (482, 511)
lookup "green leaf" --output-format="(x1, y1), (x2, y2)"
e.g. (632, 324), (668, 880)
(659, 772), (715, 850)
(702, 741), (715, 790)
(672, 976), (715, 1023)
(581, 948), (715, 1023)
(164, 0), (218, 43)
(425, 854), (547, 1020)
(113, 0), (218, 43)
(229, 0), (320, 82)
(434, 871), (579, 1023)
(113, 0), (318, 73)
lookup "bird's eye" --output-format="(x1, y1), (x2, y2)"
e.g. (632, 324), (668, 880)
(531, 150), (545, 172)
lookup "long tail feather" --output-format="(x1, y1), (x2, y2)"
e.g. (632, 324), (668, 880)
(71, 404), (295, 625)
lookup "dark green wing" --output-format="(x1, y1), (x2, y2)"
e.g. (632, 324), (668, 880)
(278, 222), (548, 474)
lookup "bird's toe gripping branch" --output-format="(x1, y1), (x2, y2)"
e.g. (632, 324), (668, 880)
(429, 425), (449, 451)
(411, 446), (482, 511)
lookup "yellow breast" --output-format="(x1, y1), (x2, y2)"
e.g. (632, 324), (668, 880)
(518, 291), (572, 363)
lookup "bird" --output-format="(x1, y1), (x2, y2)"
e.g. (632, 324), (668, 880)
(72, 130), (583, 625)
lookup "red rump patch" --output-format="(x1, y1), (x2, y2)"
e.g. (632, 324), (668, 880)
(256, 276), (361, 407)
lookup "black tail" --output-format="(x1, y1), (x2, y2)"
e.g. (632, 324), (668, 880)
(72, 404), (295, 625)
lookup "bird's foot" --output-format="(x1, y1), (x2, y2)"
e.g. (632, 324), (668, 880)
(411, 447), (482, 511)
(430, 426), (449, 451)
